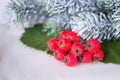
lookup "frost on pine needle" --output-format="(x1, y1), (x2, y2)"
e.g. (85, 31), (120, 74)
(111, 8), (120, 40)
(101, 0), (120, 39)
(100, 0), (120, 13)
(70, 12), (119, 42)
(45, 0), (99, 16)
(112, 8), (120, 31)
(42, 18), (59, 37)
(8, 0), (46, 27)
(44, 0), (76, 16)
(52, 16), (71, 30)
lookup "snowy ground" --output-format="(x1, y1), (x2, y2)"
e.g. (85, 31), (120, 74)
(0, 0), (120, 80)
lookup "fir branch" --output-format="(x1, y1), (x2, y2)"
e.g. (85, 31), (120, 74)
(50, 16), (71, 30)
(101, 0), (120, 13)
(8, 0), (120, 41)
(8, 0), (46, 27)
(102, 0), (120, 38)
(70, 12), (119, 42)
(112, 8), (120, 36)
(45, 0), (99, 16)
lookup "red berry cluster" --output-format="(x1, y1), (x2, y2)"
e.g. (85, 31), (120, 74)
(47, 30), (104, 67)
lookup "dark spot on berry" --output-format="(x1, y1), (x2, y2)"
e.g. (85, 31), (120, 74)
(88, 44), (91, 48)
(76, 56), (82, 63)
(66, 51), (70, 54)
(76, 49), (79, 53)
(59, 41), (63, 45)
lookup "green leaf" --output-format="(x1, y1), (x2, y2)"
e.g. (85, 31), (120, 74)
(20, 24), (58, 54)
(101, 40), (120, 64)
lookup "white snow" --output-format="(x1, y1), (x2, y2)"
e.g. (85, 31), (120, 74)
(0, 0), (120, 80)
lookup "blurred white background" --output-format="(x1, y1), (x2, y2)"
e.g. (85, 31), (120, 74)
(0, 0), (120, 80)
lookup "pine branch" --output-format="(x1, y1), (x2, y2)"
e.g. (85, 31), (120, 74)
(70, 12), (119, 42)
(100, 0), (120, 13)
(44, 0), (100, 16)
(8, 0), (46, 27)
(101, 0), (120, 39)
(8, 0), (120, 41)
(112, 8), (120, 31)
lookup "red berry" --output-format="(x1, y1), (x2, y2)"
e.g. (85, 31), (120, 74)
(68, 31), (80, 42)
(59, 30), (80, 42)
(53, 49), (66, 61)
(82, 51), (93, 63)
(59, 30), (70, 40)
(93, 50), (104, 61)
(71, 42), (84, 56)
(86, 39), (100, 53)
(47, 38), (59, 52)
(63, 54), (77, 67)
(58, 39), (71, 52)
